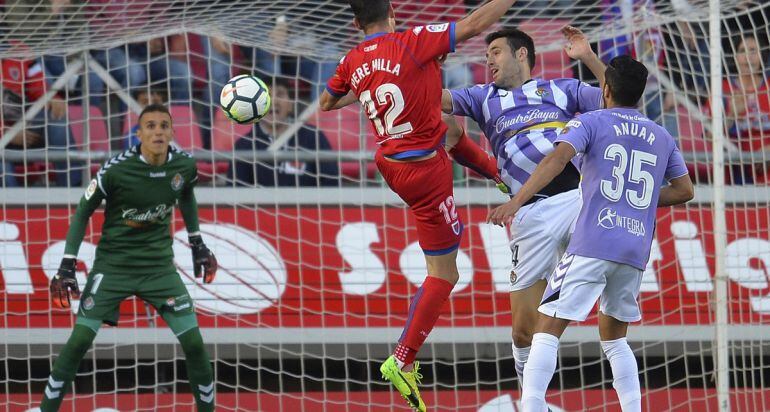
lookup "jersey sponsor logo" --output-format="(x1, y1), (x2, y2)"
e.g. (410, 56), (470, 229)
(171, 173), (184, 191)
(150, 172), (167, 178)
(84, 179), (98, 200)
(495, 110), (561, 135)
(426, 23), (449, 33)
(82, 296), (95, 310)
(597, 207), (646, 237)
(364, 44), (378, 52)
(122, 204), (173, 227)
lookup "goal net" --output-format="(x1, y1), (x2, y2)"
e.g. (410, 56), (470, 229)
(1, 0), (769, 411)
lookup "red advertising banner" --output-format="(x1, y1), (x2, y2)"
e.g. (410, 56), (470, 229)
(3, 389), (769, 412)
(1, 207), (769, 330)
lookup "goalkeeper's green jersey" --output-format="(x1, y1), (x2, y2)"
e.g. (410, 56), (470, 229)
(64, 144), (200, 275)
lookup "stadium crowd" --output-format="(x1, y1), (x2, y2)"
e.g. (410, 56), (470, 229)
(0, 0), (768, 187)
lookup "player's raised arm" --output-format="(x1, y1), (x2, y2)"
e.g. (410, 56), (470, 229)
(562, 25), (606, 87)
(455, 0), (517, 45)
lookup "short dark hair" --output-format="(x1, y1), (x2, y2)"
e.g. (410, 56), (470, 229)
(485, 28), (536, 70)
(604, 55), (649, 107)
(347, 0), (390, 29)
(138, 104), (171, 124)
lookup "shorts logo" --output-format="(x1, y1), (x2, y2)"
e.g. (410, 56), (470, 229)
(549, 253), (575, 291)
(171, 173), (184, 191)
(451, 221), (461, 236)
(598, 207), (617, 229)
(510, 270), (518, 285)
(82, 296), (95, 310)
(166, 297), (176, 307)
(84, 179), (98, 200)
(426, 23), (449, 33)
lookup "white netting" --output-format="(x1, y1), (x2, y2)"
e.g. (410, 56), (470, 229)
(1, 1), (770, 411)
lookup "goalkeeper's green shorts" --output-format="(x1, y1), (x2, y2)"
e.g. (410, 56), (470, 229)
(76, 271), (195, 326)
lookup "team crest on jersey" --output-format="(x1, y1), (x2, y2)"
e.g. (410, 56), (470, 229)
(82, 296), (95, 311)
(426, 23), (449, 33)
(9, 67), (20, 80)
(84, 179), (98, 200)
(535, 88), (549, 97)
(171, 173), (184, 191)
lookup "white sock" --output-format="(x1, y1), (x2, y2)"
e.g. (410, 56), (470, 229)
(512, 342), (531, 384)
(522, 333), (559, 412)
(601, 337), (641, 412)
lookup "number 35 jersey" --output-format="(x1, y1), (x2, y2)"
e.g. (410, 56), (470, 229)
(325, 23), (456, 157)
(556, 108), (689, 270)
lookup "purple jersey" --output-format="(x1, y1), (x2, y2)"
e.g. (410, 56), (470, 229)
(556, 108), (689, 270)
(450, 78), (602, 194)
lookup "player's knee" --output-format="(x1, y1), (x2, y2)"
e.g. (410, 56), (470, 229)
(512, 329), (533, 347)
(178, 327), (205, 356)
(425, 255), (460, 284)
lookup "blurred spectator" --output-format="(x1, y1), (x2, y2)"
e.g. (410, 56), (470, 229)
(661, 20), (710, 136)
(27, 0), (146, 108)
(723, 34), (770, 184)
(1, 48), (82, 187)
(123, 90), (166, 149)
(128, 36), (192, 104)
(228, 80), (339, 187)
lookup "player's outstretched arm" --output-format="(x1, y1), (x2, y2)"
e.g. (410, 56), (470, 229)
(455, 0), (517, 45)
(658, 174), (695, 207)
(487, 142), (575, 226)
(562, 26), (606, 87)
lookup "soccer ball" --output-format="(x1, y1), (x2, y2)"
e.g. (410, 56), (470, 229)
(219, 75), (272, 124)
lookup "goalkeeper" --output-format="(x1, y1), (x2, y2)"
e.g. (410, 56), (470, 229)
(39, 104), (217, 412)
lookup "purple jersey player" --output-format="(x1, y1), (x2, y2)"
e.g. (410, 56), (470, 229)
(441, 26), (608, 386)
(488, 56), (694, 412)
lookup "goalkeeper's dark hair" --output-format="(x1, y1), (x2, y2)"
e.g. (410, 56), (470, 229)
(347, 0), (391, 29)
(485, 28), (536, 70)
(138, 103), (172, 124)
(604, 55), (649, 107)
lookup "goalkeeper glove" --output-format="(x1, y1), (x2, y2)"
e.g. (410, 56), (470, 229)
(190, 235), (218, 284)
(50, 257), (80, 309)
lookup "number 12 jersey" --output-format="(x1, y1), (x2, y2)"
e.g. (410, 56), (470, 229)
(326, 23), (457, 158)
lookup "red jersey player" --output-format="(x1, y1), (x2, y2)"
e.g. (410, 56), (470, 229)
(320, 1), (517, 410)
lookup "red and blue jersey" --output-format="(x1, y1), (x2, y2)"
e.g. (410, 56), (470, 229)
(326, 23), (456, 158)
